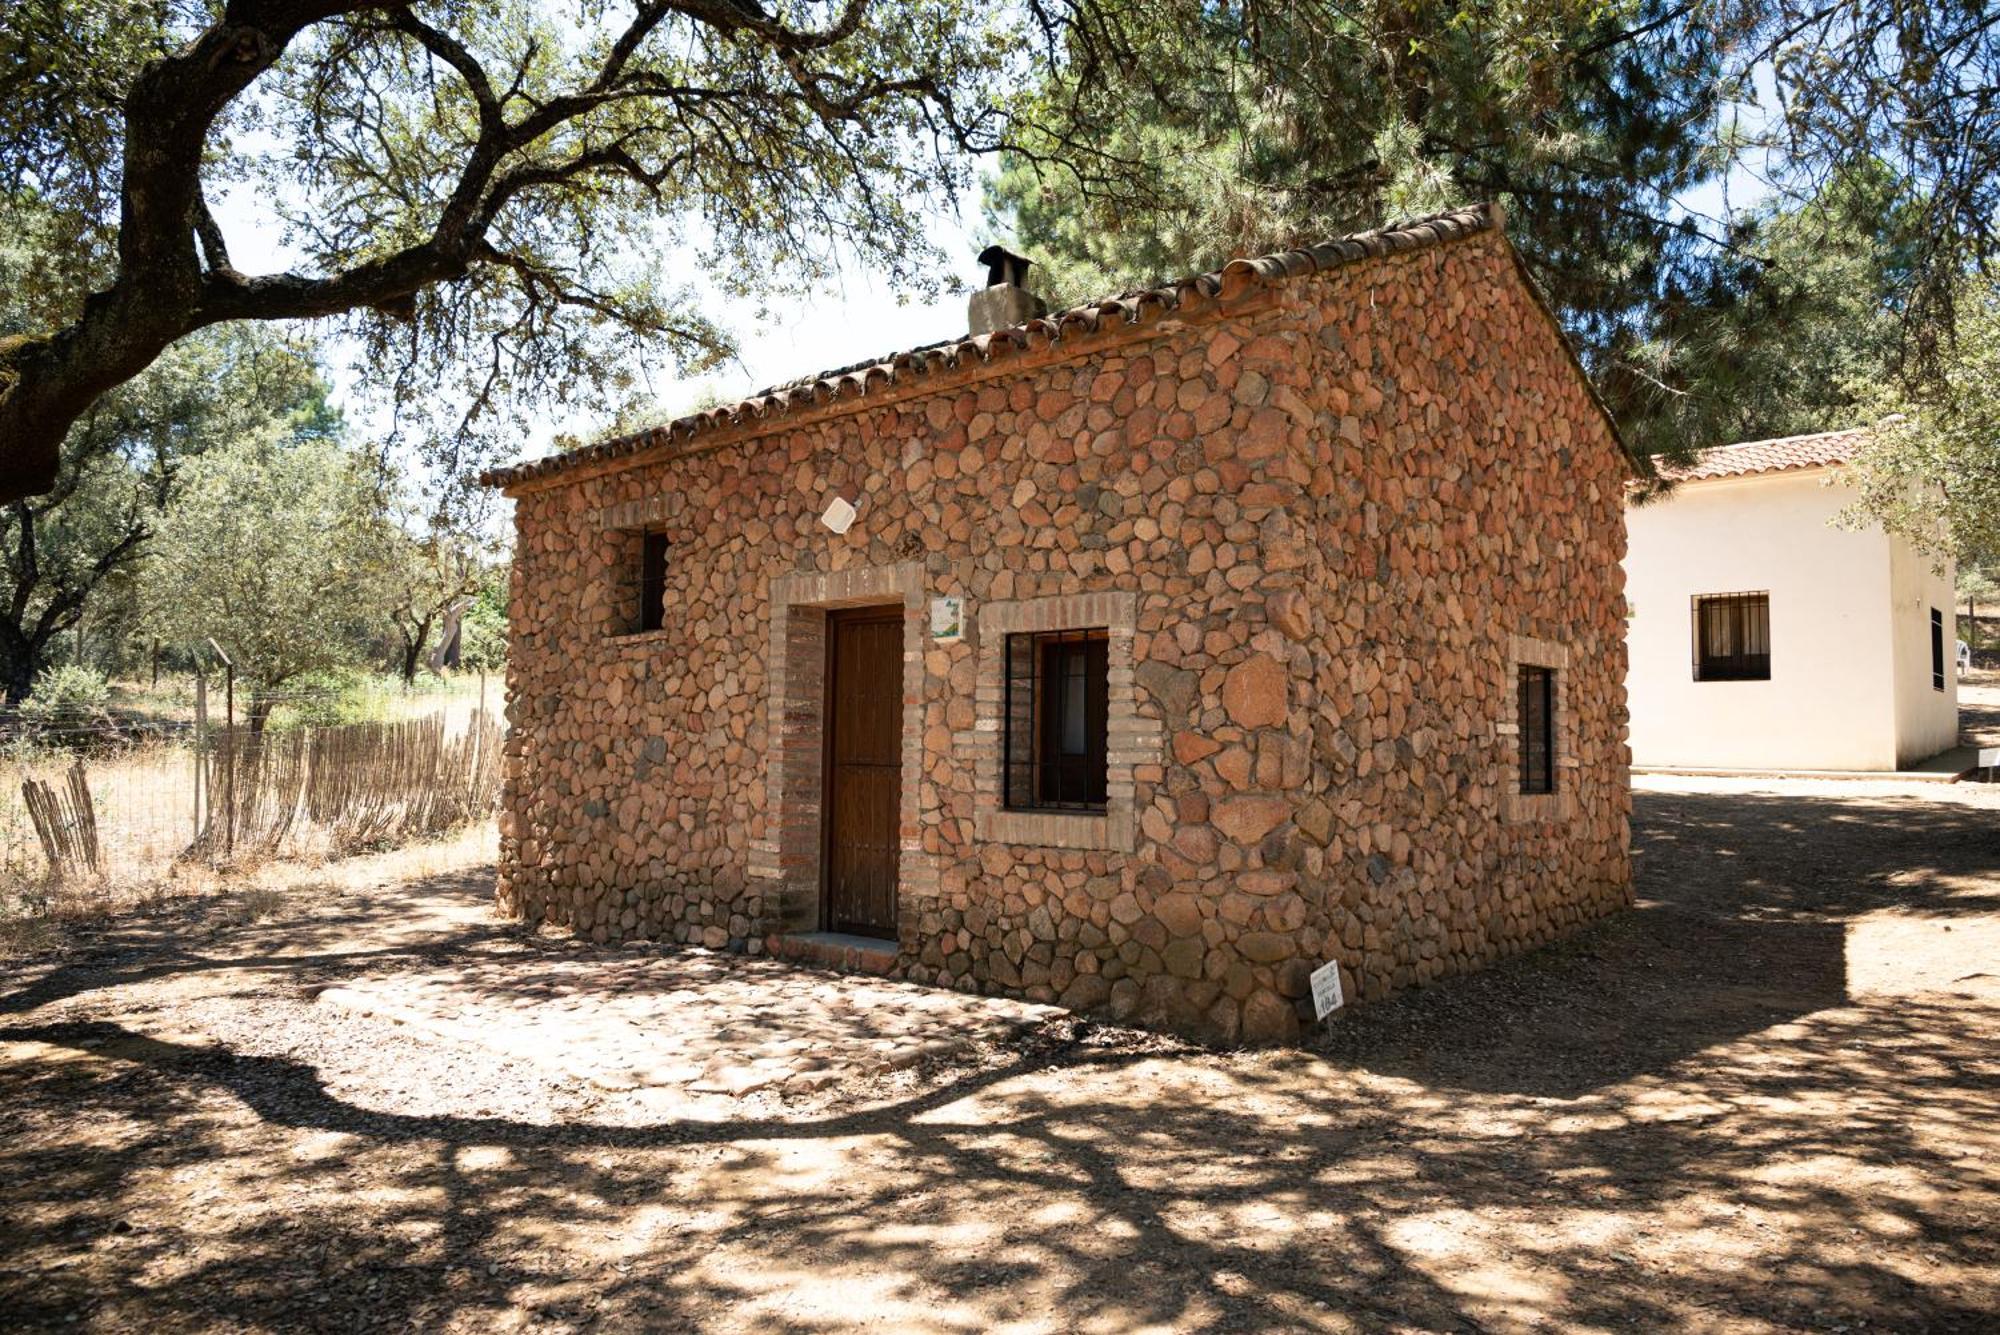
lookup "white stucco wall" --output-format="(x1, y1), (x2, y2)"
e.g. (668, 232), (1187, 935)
(1888, 534), (1960, 764)
(1623, 466), (1954, 771)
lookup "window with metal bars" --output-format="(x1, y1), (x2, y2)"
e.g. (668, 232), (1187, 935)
(1004, 628), (1109, 811)
(634, 531), (668, 633)
(1932, 607), (1945, 691)
(1692, 592), (1770, 681)
(1518, 665), (1555, 795)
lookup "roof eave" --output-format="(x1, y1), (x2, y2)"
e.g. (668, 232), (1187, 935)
(480, 202), (1513, 493)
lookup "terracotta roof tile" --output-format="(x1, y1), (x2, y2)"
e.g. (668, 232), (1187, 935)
(480, 204), (1507, 489)
(1653, 427), (1869, 483)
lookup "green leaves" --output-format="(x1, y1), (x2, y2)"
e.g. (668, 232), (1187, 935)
(0, 0), (1028, 499)
(143, 432), (388, 691)
(1841, 279), (2000, 569)
(985, 0), (2000, 466)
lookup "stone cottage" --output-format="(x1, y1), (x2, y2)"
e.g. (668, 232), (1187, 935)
(481, 203), (1634, 1042)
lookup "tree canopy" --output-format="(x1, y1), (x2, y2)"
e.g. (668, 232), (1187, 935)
(1841, 278), (2000, 569)
(0, 196), (338, 702)
(0, 0), (1042, 501)
(985, 0), (2000, 462)
(142, 430), (390, 718)
(2, 0), (1996, 499)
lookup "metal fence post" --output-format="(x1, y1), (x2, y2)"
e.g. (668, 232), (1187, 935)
(193, 668), (207, 843)
(208, 638), (235, 863)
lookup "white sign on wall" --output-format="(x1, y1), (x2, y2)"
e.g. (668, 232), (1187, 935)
(1309, 959), (1346, 1020)
(930, 596), (964, 642)
(820, 496), (857, 534)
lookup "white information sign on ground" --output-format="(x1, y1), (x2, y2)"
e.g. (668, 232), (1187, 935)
(1309, 960), (1345, 1020)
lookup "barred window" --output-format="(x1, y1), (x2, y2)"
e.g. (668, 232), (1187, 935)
(1693, 592), (1770, 681)
(1932, 607), (1945, 691)
(635, 531), (668, 633)
(1518, 665), (1555, 795)
(1004, 629), (1109, 811)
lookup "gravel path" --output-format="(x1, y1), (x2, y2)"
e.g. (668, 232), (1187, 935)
(4, 777), (1998, 1332)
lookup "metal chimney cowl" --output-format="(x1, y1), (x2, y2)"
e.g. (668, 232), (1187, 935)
(969, 244), (1048, 336)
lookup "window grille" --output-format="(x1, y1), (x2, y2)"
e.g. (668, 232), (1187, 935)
(636, 531), (668, 633)
(1518, 665), (1555, 795)
(1932, 607), (1946, 691)
(1692, 592), (1771, 681)
(1004, 628), (1109, 811)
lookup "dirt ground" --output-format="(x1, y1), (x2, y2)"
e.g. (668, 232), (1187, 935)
(4, 771), (1999, 1333)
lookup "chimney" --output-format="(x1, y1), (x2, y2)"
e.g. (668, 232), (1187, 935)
(969, 244), (1047, 336)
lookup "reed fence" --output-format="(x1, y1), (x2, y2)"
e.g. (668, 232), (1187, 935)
(0, 700), (503, 896)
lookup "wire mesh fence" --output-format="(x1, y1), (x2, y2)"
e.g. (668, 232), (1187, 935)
(0, 681), (504, 904)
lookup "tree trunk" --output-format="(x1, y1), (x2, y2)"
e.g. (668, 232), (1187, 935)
(399, 615), (434, 685)
(0, 5), (342, 505)
(2, 652), (35, 708)
(246, 694), (277, 738)
(0, 622), (55, 707)
(0, 294), (194, 504)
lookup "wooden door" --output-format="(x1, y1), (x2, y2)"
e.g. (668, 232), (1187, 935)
(823, 607), (903, 938)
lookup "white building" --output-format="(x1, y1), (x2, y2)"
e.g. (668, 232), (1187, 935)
(1624, 428), (1958, 772)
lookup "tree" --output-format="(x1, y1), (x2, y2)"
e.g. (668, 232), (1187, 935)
(989, 0), (1742, 351)
(1839, 279), (2000, 569)
(456, 582), (508, 678)
(0, 195), (338, 703)
(0, 0), (1036, 502)
(984, 0), (2000, 462)
(1609, 163), (1913, 463)
(1751, 0), (2000, 382)
(143, 430), (388, 730)
(380, 522), (488, 684)
(1959, 563), (2000, 651)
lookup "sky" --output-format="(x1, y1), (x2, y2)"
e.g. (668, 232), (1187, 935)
(208, 51), (1779, 478)
(211, 181), (987, 469)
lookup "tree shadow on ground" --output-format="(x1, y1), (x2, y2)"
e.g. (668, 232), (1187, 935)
(3, 788), (1998, 1331)
(1315, 784), (2000, 1098)
(5, 989), (1996, 1332)
(0, 865), (516, 1019)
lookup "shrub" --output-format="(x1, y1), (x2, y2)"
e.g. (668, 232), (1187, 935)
(264, 668), (368, 731)
(19, 665), (112, 721)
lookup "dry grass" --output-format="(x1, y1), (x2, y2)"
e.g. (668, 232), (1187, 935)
(0, 698), (501, 962)
(0, 740), (205, 888)
(232, 820), (496, 900)
(0, 817), (497, 960)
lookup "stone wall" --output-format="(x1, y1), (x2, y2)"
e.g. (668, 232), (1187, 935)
(495, 227), (1630, 1043)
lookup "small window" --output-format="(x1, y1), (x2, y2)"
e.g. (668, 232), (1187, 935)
(1932, 607), (1945, 691)
(1693, 592), (1770, 681)
(636, 531), (668, 633)
(1004, 629), (1109, 811)
(1518, 665), (1555, 795)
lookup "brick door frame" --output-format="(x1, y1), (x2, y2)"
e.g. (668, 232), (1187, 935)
(752, 562), (928, 944)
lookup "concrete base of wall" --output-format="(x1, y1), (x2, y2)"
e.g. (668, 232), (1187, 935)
(766, 931), (899, 976)
(1632, 744), (1979, 783)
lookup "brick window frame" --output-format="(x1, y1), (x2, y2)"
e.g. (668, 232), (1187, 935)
(974, 592), (1152, 851)
(1498, 633), (1576, 824)
(596, 495), (677, 641)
